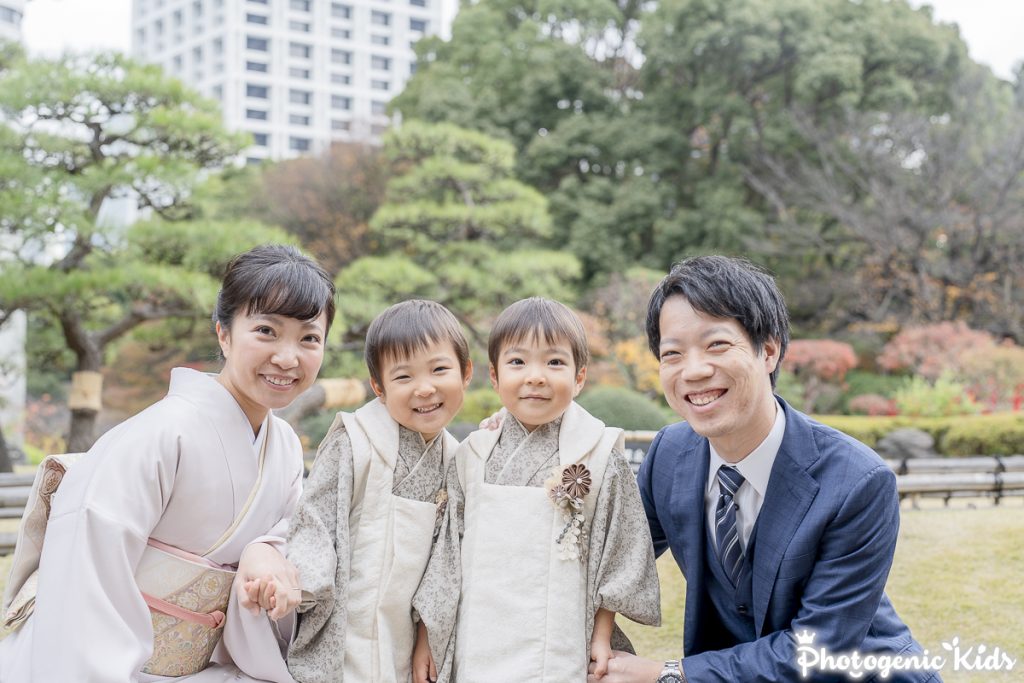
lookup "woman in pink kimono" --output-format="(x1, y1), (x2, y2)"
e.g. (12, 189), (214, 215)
(0, 244), (335, 682)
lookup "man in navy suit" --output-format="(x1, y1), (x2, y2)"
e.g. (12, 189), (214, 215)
(591, 256), (939, 682)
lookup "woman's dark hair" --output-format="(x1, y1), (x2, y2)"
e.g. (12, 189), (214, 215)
(365, 300), (471, 387)
(214, 244), (336, 334)
(645, 255), (790, 388)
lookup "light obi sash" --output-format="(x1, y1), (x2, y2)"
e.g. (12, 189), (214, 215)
(1, 421), (271, 678)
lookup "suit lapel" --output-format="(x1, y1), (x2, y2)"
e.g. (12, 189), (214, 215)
(674, 434), (710, 655)
(751, 399), (820, 635)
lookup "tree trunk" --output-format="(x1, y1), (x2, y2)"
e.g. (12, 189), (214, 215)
(60, 311), (104, 453)
(67, 408), (99, 453)
(0, 424), (13, 473)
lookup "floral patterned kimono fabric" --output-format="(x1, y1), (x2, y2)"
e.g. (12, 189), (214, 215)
(427, 402), (660, 682)
(0, 368), (305, 683)
(286, 398), (455, 683)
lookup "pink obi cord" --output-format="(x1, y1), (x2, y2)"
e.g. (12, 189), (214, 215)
(142, 593), (226, 630)
(140, 538), (230, 629)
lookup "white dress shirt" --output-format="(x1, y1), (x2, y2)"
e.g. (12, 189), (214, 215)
(705, 402), (786, 552)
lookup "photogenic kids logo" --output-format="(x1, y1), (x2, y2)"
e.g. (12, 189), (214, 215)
(794, 631), (1017, 679)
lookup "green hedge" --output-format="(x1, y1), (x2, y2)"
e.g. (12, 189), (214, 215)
(814, 412), (1024, 455)
(578, 386), (672, 431)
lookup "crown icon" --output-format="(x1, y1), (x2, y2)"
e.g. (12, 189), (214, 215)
(795, 629), (816, 645)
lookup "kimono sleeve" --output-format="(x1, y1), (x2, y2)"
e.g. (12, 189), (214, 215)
(28, 414), (180, 682)
(286, 424), (353, 683)
(587, 448), (662, 628)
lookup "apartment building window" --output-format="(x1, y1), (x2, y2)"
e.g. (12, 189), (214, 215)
(289, 114), (311, 126)
(193, 46), (204, 64)
(290, 89), (312, 105)
(155, 18), (164, 35)
(246, 84), (269, 98)
(172, 54), (183, 72)
(192, 0), (202, 18)
(246, 60), (268, 72)
(331, 95), (352, 110)
(371, 79), (390, 91)
(136, 27), (146, 44)
(410, 0), (427, 6)
(331, 27), (351, 39)
(211, 84), (223, 101)
(290, 0), (311, 11)
(330, 73), (351, 85)
(371, 11), (391, 26)
(213, 37), (223, 54)
(252, 133), (269, 146)
(331, 49), (352, 65)
(410, 18), (428, 32)
(371, 55), (391, 71)
(290, 42), (312, 59)
(246, 109), (269, 120)
(371, 124), (389, 136)
(371, 35), (390, 46)
(290, 21), (311, 32)
(331, 120), (351, 131)
(173, 9), (183, 27)
(331, 3), (351, 19)
(290, 137), (311, 152)
(246, 36), (269, 51)
(371, 101), (388, 115)
(248, 0), (268, 4)
(289, 67), (311, 79)
(246, 13), (268, 24)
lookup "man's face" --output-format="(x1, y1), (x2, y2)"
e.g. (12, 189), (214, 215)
(657, 295), (780, 462)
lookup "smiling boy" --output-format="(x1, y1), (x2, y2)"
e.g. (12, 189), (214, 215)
(284, 300), (472, 683)
(442, 297), (660, 682)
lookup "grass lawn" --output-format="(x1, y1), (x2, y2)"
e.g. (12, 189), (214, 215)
(1, 501), (1020, 681)
(618, 501), (1024, 682)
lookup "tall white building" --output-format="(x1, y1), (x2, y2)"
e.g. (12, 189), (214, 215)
(0, 0), (25, 43)
(131, 0), (447, 160)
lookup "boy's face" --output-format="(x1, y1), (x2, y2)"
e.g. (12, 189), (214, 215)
(489, 333), (586, 432)
(369, 339), (472, 442)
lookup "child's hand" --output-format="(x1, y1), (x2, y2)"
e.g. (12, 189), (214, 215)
(479, 407), (506, 431)
(236, 543), (302, 620)
(590, 638), (613, 679)
(412, 622), (437, 683)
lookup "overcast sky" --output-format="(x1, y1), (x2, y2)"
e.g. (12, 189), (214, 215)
(20, 0), (1024, 81)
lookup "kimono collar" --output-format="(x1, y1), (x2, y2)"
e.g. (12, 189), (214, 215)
(353, 397), (458, 468)
(167, 367), (269, 445)
(353, 397), (401, 470)
(465, 401), (604, 465)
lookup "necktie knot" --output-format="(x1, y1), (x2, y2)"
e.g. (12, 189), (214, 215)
(717, 465), (745, 496)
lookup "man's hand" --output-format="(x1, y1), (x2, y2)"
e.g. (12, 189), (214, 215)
(235, 542), (301, 621)
(587, 651), (664, 683)
(412, 622), (437, 683)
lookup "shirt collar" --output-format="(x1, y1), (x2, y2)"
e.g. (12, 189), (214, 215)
(706, 399), (786, 498)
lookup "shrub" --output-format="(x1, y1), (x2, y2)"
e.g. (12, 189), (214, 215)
(839, 370), (906, 411)
(894, 375), (980, 418)
(956, 342), (1024, 412)
(784, 340), (857, 413)
(941, 414), (1024, 455)
(878, 322), (993, 380)
(455, 388), (504, 426)
(848, 394), (898, 416)
(578, 386), (670, 431)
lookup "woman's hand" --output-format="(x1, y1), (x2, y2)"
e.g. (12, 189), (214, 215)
(236, 542), (301, 620)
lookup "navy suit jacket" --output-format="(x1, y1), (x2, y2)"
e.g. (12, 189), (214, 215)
(637, 398), (937, 682)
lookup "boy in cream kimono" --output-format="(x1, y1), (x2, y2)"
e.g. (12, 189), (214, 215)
(432, 297), (661, 682)
(278, 300), (473, 683)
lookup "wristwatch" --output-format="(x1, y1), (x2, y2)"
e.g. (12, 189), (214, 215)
(657, 660), (685, 682)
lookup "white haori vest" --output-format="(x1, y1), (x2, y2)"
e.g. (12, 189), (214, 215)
(454, 402), (623, 682)
(340, 398), (456, 683)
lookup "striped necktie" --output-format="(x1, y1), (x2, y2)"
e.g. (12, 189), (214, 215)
(715, 465), (746, 586)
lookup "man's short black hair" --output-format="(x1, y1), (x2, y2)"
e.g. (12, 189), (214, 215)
(645, 255), (790, 388)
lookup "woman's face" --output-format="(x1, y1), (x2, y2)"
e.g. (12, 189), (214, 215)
(216, 309), (327, 432)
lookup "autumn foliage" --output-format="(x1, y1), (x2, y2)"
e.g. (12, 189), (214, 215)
(877, 322), (994, 380)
